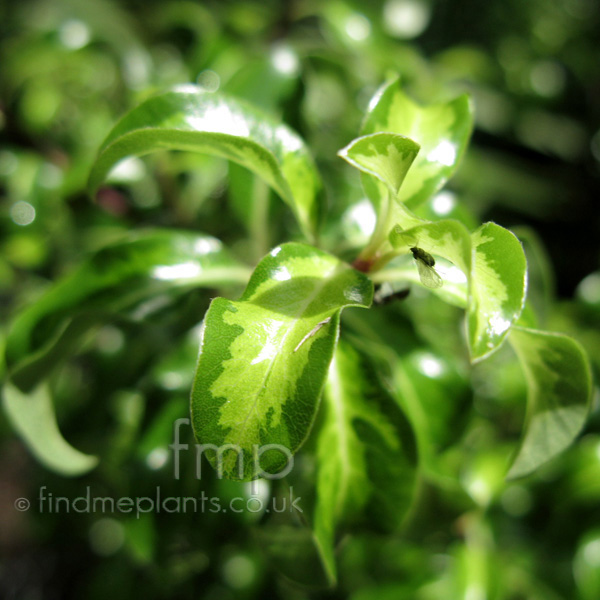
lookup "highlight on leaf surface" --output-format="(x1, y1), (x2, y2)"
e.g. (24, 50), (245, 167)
(507, 326), (592, 479)
(387, 218), (528, 363)
(338, 133), (420, 197)
(313, 338), (418, 583)
(468, 223), (528, 362)
(5, 230), (249, 392)
(88, 85), (322, 240)
(362, 79), (474, 208)
(190, 243), (373, 480)
(388, 219), (471, 294)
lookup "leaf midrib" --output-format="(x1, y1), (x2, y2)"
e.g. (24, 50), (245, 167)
(229, 264), (338, 448)
(327, 353), (352, 519)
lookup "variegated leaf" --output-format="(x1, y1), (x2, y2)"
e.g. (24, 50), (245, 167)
(389, 218), (472, 277)
(386, 217), (527, 362)
(191, 243), (373, 480)
(313, 339), (417, 583)
(338, 133), (420, 197)
(362, 80), (473, 208)
(507, 326), (592, 479)
(88, 86), (322, 240)
(469, 223), (527, 361)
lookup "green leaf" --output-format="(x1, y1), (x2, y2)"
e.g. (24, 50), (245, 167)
(190, 243), (373, 480)
(510, 226), (555, 324)
(507, 326), (592, 479)
(468, 223), (527, 362)
(254, 523), (333, 589)
(228, 162), (271, 259)
(386, 215), (471, 306)
(88, 86), (322, 240)
(389, 218), (472, 276)
(394, 350), (471, 482)
(338, 133), (420, 197)
(2, 381), (98, 476)
(372, 265), (468, 308)
(362, 80), (473, 208)
(386, 217), (528, 363)
(5, 230), (249, 392)
(313, 339), (417, 583)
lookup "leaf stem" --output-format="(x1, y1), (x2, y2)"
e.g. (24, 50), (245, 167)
(250, 176), (270, 262)
(359, 190), (391, 260)
(354, 189), (400, 272)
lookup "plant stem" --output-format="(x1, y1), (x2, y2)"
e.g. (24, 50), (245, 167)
(354, 189), (407, 272)
(357, 189), (393, 263)
(250, 176), (270, 261)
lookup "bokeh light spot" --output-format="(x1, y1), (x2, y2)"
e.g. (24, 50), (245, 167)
(146, 447), (169, 470)
(530, 60), (565, 97)
(432, 191), (455, 215)
(577, 272), (600, 304)
(89, 518), (125, 556)
(10, 201), (36, 226)
(197, 70), (221, 92)
(416, 353), (444, 378)
(271, 44), (299, 76)
(59, 20), (90, 50)
(222, 554), (256, 589)
(383, 0), (431, 39)
(345, 14), (371, 41)
(501, 484), (533, 516)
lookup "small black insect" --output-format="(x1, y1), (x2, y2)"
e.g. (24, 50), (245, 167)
(410, 246), (435, 267)
(395, 227), (444, 290)
(408, 246), (442, 289)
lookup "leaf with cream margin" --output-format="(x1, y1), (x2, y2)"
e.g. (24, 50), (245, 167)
(313, 339), (417, 583)
(338, 133), (420, 197)
(5, 230), (250, 392)
(88, 86), (322, 240)
(388, 217), (472, 302)
(469, 223), (527, 362)
(507, 326), (592, 479)
(361, 80), (473, 208)
(2, 382), (98, 476)
(190, 243), (373, 480)
(387, 216), (527, 363)
(389, 219), (471, 275)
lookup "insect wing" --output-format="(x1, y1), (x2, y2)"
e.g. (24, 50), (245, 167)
(415, 257), (443, 289)
(398, 230), (418, 248)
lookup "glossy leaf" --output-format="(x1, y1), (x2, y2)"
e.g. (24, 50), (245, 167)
(88, 86), (322, 240)
(468, 223), (527, 362)
(389, 219), (471, 275)
(191, 243), (373, 480)
(511, 226), (555, 324)
(373, 265), (468, 307)
(388, 218), (472, 299)
(314, 339), (417, 582)
(5, 230), (249, 391)
(507, 326), (592, 479)
(388, 217), (528, 363)
(394, 350), (471, 481)
(362, 80), (473, 208)
(2, 382), (98, 476)
(338, 133), (420, 197)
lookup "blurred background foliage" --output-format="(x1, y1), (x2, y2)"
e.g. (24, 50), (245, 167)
(1, 0), (599, 598)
